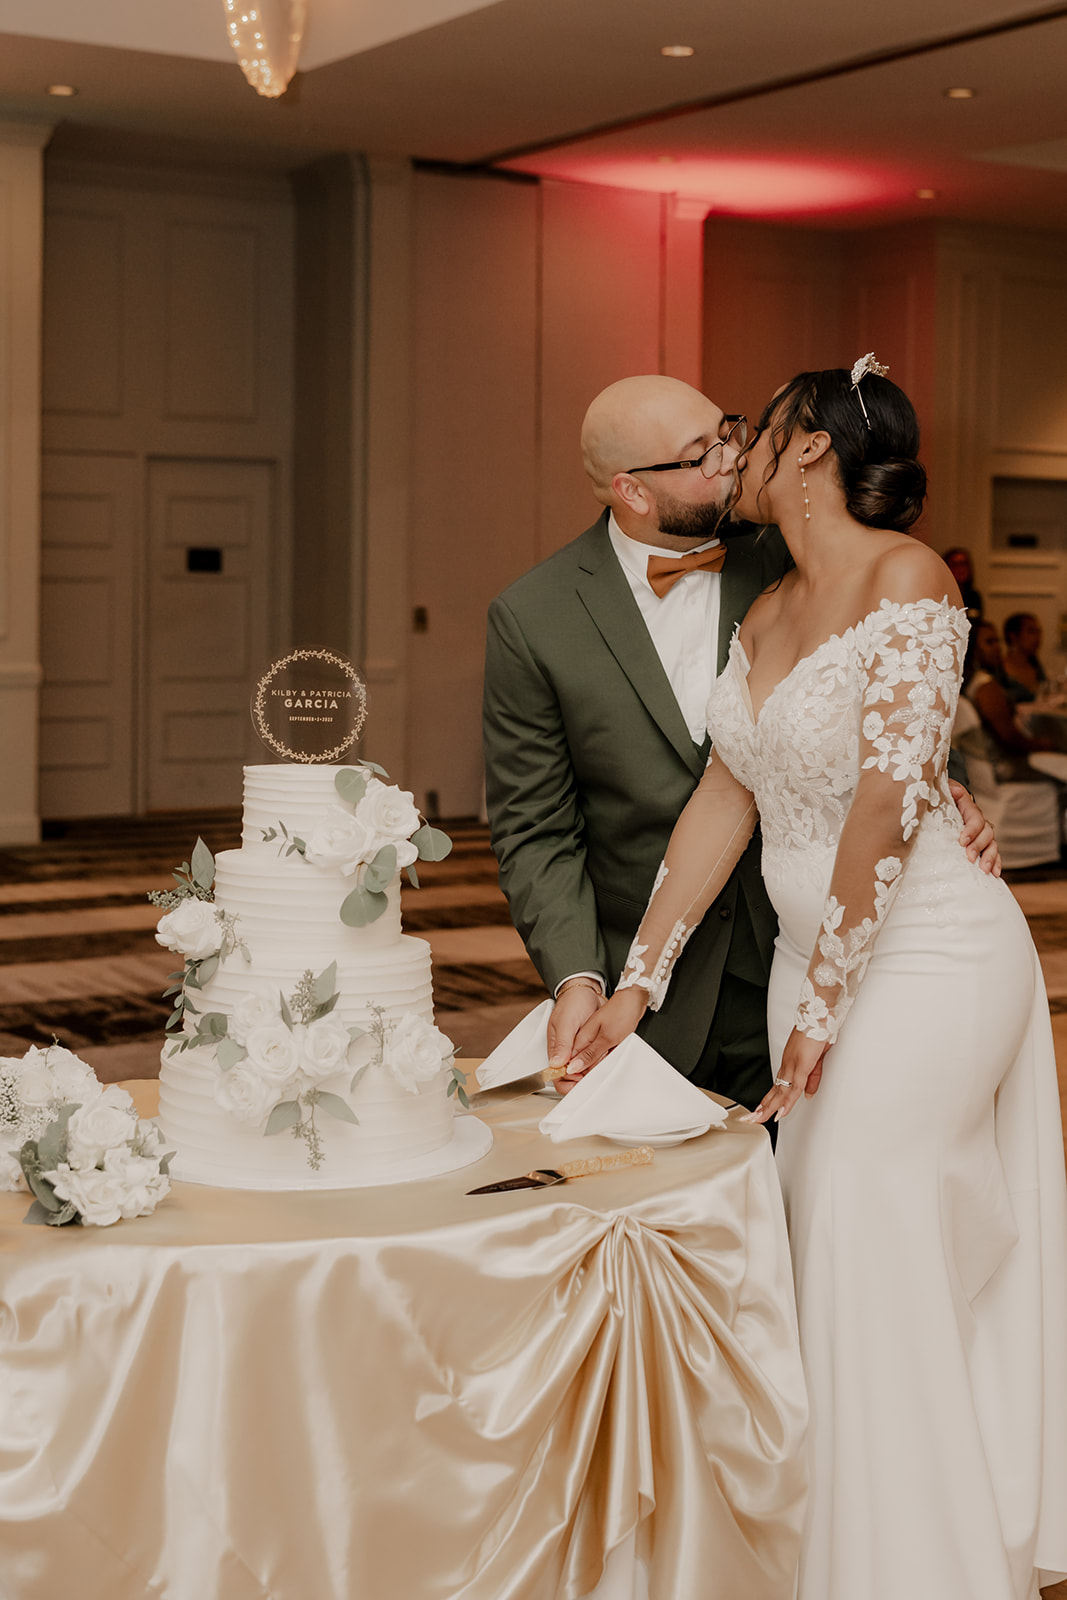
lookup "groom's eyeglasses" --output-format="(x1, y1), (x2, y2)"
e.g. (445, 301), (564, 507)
(627, 415), (748, 479)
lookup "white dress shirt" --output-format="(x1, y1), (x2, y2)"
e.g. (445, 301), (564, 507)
(607, 511), (722, 744)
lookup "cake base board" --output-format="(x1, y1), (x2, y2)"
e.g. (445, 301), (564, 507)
(160, 1113), (494, 1191)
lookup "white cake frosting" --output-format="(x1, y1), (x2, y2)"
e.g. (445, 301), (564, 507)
(157, 763), (461, 1190)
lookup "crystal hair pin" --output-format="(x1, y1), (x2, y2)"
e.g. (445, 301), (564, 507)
(850, 352), (889, 428)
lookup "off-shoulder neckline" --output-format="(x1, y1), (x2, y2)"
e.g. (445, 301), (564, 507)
(732, 595), (967, 728)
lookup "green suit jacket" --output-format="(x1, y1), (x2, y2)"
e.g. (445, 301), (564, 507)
(483, 511), (792, 1076)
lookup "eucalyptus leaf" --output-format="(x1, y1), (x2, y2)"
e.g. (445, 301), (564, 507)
(405, 862), (420, 889)
(45, 1200), (80, 1228)
(23, 1161), (62, 1212)
(265, 1099), (301, 1136)
(348, 1024), (367, 1042)
(364, 845), (396, 895)
(310, 994), (339, 1021)
(349, 1060), (374, 1094)
(36, 1103), (79, 1174)
(158, 1150), (174, 1176)
(362, 760), (389, 778)
(199, 1012), (228, 1038)
(412, 824), (453, 862)
(339, 885), (388, 927)
(311, 962), (338, 1005)
(197, 954), (219, 986)
(334, 768), (369, 808)
(279, 992), (294, 1030)
(191, 837), (216, 893)
(22, 1198), (55, 1226)
(216, 1037), (248, 1071)
(313, 1091), (359, 1125)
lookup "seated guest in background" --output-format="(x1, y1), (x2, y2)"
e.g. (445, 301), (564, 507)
(1001, 610), (1049, 703)
(942, 546), (983, 621)
(962, 619), (1056, 778)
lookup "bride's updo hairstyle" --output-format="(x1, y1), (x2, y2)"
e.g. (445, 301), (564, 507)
(754, 368), (927, 531)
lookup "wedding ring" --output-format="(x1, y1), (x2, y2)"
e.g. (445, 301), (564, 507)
(773, 1077), (793, 1089)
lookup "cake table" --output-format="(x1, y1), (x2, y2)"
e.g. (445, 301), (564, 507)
(0, 1075), (806, 1600)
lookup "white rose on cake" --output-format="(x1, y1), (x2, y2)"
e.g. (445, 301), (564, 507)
(299, 1013), (354, 1083)
(303, 806), (374, 875)
(385, 1014), (453, 1093)
(229, 990), (278, 1045)
(355, 780), (421, 867)
(214, 1060), (283, 1126)
(65, 1084), (138, 1171)
(156, 898), (222, 960)
(242, 1023), (302, 1090)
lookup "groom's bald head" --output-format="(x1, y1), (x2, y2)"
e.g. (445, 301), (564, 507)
(581, 376), (725, 507)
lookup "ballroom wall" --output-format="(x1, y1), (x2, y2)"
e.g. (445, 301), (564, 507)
(704, 216), (1067, 666)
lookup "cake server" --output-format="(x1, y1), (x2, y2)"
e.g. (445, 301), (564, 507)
(467, 1145), (653, 1193)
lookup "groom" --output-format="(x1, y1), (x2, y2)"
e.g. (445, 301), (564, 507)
(482, 375), (993, 1108)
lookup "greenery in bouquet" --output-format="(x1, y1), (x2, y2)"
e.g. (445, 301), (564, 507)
(0, 1042), (172, 1227)
(259, 763), (453, 927)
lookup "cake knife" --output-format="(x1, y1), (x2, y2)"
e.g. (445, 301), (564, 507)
(467, 1145), (654, 1193)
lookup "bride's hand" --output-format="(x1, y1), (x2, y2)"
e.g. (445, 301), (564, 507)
(741, 1029), (830, 1125)
(553, 987), (649, 1092)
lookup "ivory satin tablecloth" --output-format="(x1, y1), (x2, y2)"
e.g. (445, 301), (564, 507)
(0, 1077), (806, 1600)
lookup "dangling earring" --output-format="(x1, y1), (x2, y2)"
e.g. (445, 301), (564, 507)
(798, 457), (810, 520)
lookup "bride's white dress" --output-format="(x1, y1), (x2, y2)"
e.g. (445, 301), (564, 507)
(623, 598), (1067, 1599)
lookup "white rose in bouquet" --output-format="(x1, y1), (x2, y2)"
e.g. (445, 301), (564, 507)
(156, 897), (222, 960)
(229, 990), (278, 1045)
(65, 1085), (138, 1171)
(214, 1060), (283, 1126)
(385, 1014), (453, 1093)
(44, 1047), (98, 1103)
(0, 1147), (24, 1192)
(102, 1144), (171, 1219)
(242, 1023), (302, 1090)
(300, 1013), (354, 1083)
(14, 1059), (54, 1109)
(355, 779), (421, 860)
(46, 1163), (130, 1228)
(303, 806), (373, 875)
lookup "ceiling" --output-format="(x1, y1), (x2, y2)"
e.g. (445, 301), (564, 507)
(2, 0), (1067, 229)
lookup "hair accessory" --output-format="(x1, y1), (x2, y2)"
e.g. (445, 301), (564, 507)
(798, 457), (810, 519)
(850, 352), (890, 429)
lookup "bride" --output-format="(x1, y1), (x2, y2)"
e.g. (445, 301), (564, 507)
(566, 360), (1067, 1599)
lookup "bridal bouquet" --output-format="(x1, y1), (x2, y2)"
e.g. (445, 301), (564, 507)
(0, 1043), (172, 1227)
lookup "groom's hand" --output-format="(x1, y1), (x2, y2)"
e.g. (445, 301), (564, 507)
(948, 780), (1001, 876)
(547, 981), (605, 1087)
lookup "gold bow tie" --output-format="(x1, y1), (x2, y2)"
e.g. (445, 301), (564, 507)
(646, 544), (726, 597)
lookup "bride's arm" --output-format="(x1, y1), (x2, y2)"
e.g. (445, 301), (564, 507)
(746, 590), (966, 1124)
(558, 752), (757, 1077)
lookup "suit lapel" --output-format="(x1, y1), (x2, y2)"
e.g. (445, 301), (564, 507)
(574, 520), (706, 780)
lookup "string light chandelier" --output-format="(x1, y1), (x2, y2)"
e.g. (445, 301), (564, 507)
(223, 0), (307, 98)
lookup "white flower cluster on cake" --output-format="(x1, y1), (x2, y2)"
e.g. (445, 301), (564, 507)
(0, 1043), (172, 1227)
(260, 763), (452, 928)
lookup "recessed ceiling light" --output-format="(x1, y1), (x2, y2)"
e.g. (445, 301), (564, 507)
(661, 45), (695, 58)
(915, 188), (939, 200)
(945, 86), (976, 99)
(47, 84), (77, 97)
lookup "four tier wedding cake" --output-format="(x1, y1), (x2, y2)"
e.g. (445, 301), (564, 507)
(155, 763), (490, 1189)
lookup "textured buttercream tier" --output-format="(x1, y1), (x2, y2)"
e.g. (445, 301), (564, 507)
(240, 763), (367, 843)
(213, 849), (403, 956)
(158, 1050), (454, 1189)
(199, 938), (434, 1026)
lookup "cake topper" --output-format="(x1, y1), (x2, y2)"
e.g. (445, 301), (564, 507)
(251, 649), (368, 763)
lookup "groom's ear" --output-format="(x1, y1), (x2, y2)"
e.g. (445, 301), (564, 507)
(612, 470), (653, 516)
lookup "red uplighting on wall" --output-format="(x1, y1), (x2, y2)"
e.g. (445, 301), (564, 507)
(506, 155), (895, 218)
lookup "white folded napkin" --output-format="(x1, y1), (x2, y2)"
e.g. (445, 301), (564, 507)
(475, 997), (554, 1089)
(537, 1034), (727, 1144)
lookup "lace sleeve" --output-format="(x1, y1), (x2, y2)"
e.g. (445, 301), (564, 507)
(795, 599), (967, 1043)
(617, 753), (757, 1009)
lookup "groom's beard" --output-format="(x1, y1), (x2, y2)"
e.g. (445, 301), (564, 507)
(654, 489), (735, 542)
